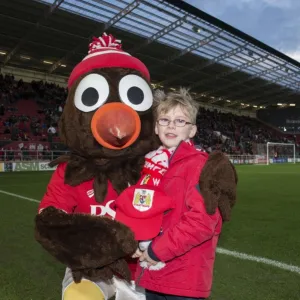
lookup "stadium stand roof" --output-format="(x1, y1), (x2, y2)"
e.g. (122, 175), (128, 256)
(0, 0), (299, 110)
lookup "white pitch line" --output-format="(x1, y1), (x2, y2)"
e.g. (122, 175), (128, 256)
(1, 189), (300, 275)
(0, 189), (40, 203)
(217, 247), (300, 275)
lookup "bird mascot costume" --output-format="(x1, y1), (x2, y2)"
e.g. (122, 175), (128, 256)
(34, 33), (238, 300)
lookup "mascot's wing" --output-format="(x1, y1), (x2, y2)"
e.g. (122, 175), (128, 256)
(71, 258), (131, 283)
(199, 151), (238, 222)
(34, 207), (137, 282)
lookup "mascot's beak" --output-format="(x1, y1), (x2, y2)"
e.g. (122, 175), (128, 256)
(91, 102), (141, 149)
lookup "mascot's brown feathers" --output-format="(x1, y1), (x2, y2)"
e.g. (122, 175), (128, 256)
(200, 151), (238, 222)
(35, 67), (158, 283)
(35, 207), (136, 282)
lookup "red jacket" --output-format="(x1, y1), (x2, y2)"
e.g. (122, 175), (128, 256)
(136, 142), (222, 298)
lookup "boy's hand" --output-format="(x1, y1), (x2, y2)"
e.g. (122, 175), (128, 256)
(132, 248), (143, 258)
(139, 249), (158, 266)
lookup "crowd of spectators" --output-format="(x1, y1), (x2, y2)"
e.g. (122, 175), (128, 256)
(0, 74), (66, 147)
(194, 107), (298, 155)
(1, 75), (299, 159)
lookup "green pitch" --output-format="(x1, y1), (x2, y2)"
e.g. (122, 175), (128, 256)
(0, 164), (299, 300)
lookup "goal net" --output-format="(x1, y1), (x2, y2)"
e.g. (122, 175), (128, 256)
(255, 142), (296, 165)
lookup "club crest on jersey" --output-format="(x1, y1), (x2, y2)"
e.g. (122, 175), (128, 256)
(133, 189), (154, 212)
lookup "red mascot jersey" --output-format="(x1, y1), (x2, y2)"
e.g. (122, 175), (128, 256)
(39, 163), (117, 217)
(38, 162), (137, 279)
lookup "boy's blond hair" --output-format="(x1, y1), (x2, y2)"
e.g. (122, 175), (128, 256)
(153, 88), (199, 124)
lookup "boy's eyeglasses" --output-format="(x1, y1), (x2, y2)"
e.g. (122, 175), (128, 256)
(157, 118), (194, 127)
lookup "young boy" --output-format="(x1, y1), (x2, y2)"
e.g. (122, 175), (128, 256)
(136, 88), (222, 300)
(115, 88), (223, 299)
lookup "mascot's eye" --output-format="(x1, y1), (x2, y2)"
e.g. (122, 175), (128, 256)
(118, 74), (153, 112)
(74, 74), (109, 112)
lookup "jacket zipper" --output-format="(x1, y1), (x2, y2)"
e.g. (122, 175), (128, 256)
(168, 140), (183, 165)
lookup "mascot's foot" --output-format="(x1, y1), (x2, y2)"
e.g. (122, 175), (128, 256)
(63, 280), (106, 300)
(62, 267), (115, 300)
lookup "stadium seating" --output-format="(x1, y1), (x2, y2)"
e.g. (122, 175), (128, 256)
(0, 75), (299, 155)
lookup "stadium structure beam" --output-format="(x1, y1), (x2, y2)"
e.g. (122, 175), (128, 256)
(0, 32), (86, 57)
(158, 42), (249, 86)
(228, 87), (298, 108)
(223, 100), (239, 107)
(236, 76), (300, 104)
(49, 0), (141, 74)
(207, 97), (224, 104)
(225, 67), (299, 107)
(249, 76), (300, 104)
(190, 54), (267, 92)
(2, 0), (65, 66)
(205, 64), (286, 105)
(224, 100), (251, 107)
(149, 29), (222, 71)
(254, 101), (269, 107)
(251, 67), (300, 94)
(129, 14), (188, 54)
(137, 51), (216, 82)
(202, 63), (284, 99)
(247, 84), (300, 104)
(0, 13), (87, 42)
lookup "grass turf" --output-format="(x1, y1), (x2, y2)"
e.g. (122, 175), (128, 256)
(0, 164), (299, 299)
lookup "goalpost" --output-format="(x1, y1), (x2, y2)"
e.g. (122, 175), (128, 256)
(228, 142), (297, 166)
(266, 142), (296, 165)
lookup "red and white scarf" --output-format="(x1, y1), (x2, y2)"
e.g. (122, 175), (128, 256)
(139, 140), (193, 186)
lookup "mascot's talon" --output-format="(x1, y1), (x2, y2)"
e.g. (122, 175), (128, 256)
(72, 270), (83, 283)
